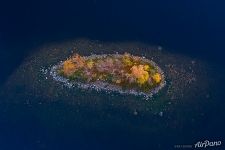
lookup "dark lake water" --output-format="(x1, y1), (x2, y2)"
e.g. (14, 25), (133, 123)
(0, 0), (225, 149)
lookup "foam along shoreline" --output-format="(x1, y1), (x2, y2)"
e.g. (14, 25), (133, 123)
(50, 53), (166, 99)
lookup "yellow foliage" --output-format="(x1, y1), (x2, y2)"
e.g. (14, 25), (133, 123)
(144, 65), (150, 71)
(86, 60), (94, 69)
(63, 60), (77, 76)
(122, 53), (133, 66)
(137, 73), (149, 85)
(130, 65), (149, 85)
(152, 73), (162, 83)
(123, 58), (133, 66)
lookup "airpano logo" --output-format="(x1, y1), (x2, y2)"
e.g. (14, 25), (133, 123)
(194, 140), (221, 148)
(174, 140), (222, 149)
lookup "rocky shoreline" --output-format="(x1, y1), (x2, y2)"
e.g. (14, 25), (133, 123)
(49, 53), (166, 99)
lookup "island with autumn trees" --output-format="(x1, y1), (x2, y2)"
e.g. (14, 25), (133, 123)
(54, 52), (165, 94)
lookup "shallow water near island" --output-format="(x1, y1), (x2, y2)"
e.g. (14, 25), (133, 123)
(0, 39), (225, 149)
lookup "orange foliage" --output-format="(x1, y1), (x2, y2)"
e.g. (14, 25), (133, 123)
(130, 65), (149, 84)
(152, 73), (162, 83)
(71, 54), (85, 68)
(63, 60), (77, 76)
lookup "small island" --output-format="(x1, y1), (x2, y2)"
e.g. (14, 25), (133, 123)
(52, 53), (165, 96)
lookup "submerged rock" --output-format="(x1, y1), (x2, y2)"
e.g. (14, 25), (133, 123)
(0, 39), (223, 138)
